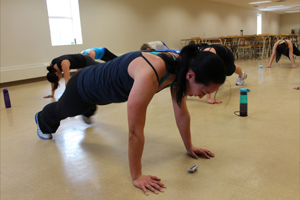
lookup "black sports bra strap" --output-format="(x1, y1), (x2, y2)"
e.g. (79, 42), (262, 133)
(281, 39), (288, 45)
(140, 54), (160, 83)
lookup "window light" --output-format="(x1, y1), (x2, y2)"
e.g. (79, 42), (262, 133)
(248, 1), (272, 4)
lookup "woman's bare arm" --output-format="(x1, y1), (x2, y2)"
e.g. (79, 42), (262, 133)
(287, 41), (296, 68)
(171, 88), (215, 159)
(61, 59), (71, 85)
(127, 56), (167, 195)
(266, 42), (278, 68)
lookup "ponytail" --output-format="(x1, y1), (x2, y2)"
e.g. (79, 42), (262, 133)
(156, 53), (179, 74)
(46, 66), (59, 91)
(173, 44), (199, 106)
(173, 44), (226, 106)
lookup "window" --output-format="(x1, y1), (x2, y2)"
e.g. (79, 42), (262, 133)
(46, 0), (83, 46)
(257, 13), (262, 35)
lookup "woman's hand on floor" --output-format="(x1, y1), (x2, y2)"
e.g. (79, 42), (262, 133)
(187, 146), (215, 159)
(43, 95), (54, 98)
(133, 174), (166, 196)
(293, 86), (300, 90)
(207, 99), (222, 104)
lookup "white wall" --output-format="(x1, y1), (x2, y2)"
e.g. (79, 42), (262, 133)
(0, 0), (281, 83)
(262, 12), (280, 34)
(279, 13), (300, 34)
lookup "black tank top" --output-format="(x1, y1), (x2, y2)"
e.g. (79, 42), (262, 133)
(78, 51), (172, 105)
(279, 40), (289, 57)
(51, 54), (88, 70)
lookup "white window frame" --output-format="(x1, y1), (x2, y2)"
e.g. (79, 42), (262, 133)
(46, 0), (83, 46)
(257, 13), (262, 35)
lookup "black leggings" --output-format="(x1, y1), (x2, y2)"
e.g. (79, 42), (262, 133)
(101, 48), (118, 62)
(284, 44), (300, 58)
(38, 70), (97, 133)
(293, 44), (300, 56)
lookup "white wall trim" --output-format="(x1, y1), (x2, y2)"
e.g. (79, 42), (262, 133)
(0, 63), (48, 83)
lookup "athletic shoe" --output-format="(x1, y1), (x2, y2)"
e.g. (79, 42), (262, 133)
(82, 115), (92, 124)
(34, 112), (52, 139)
(236, 72), (247, 85)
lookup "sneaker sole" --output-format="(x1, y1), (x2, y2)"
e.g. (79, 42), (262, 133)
(35, 113), (52, 139)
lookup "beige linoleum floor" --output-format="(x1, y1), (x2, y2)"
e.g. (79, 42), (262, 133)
(1, 56), (299, 200)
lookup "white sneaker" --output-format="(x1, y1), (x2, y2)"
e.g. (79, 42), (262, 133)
(35, 113), (52, 139)
(236, 72), (247, 85)
(82, 115), (92, 124)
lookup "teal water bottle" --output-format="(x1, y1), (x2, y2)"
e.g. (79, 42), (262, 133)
(240, 88), (250, 116)
(258, 65), (263, 83)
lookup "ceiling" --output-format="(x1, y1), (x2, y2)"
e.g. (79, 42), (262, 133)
(208, 0), (300, 14)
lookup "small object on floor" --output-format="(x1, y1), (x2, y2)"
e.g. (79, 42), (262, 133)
(3, 89), (11, 108)
(258, 66), (263, 83)
(82, 115), (92, 124)
(187, 165), (198, 173)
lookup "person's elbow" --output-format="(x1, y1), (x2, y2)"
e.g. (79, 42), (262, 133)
(175, 111), (190, 122)
(129, 131), (138, 142)
(128, 129), (144, 146)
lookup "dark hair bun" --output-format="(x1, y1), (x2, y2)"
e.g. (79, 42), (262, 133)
(46, 72), (58, 83)
(47, 66), (57, 73)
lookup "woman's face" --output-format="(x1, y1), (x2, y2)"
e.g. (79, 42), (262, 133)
(186, 71), (221, 98)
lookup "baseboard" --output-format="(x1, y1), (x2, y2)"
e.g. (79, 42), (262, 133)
(0, 63), (49, 84)
(0, 54), (124, 84)
(0, 63), (78, 84)
(0, 77), (47, 88)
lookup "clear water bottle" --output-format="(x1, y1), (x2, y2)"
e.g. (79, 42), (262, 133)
(258, 65), (263, 83)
